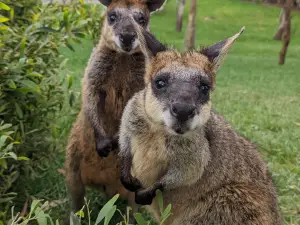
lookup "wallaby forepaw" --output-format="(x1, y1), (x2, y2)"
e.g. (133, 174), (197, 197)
(121, 175), (142, 192)
(96, 137), (114, 157)
(135, 189), (156, 205)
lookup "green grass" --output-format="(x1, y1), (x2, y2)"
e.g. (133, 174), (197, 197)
(27, 0), (300, 224)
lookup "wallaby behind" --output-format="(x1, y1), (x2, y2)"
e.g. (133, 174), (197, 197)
(118, 27), (283, 225)
(64, 0), (165, 220)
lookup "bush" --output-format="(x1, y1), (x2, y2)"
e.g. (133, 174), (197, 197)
(0, 0), (104, 223)
(8, 192), (172, 225)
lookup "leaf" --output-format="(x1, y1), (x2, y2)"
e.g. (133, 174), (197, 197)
(20, 37), (27, 58)
(18, 156), (29, 161)
(30, 200), (42, 217)
(7, 152), (17, 160)
(156, 189), (164, 214)
(65, 39), (75, 52)
(8, 80), (17, 89)
(134, 213), (148, 225)
(160, 204), (172, 224)
(67, 75), (73, 89)
(0, 17), (9, 23)
(19, 80), (41, 93)
(0, 2), (10, 10)
(35, 207), (47, 225)
(38, 27), (59, 33)
(0, 123), (12, 131)
(104, 206), (116, 225)
(76, 210), (84, 218)
(0, 158), (7, 169)
(69, 91), (75, 106)
(95, 194), (119, 225)
(14, 102), (23, 119)
(0, 135), (8, 149)
(70, 212), (81, 225)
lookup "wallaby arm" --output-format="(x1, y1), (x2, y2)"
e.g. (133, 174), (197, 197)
(83, 46), (117, 157)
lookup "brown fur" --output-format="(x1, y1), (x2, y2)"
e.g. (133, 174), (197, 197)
(64, 0), (165, 217)
(119, 28), (283, 225)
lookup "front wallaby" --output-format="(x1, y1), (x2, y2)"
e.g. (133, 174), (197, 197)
(119, 27), (283, 225)
(64, 0), (165, 219)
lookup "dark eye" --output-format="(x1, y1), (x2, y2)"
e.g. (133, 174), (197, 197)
(155, 79), (167, 89)
(199, 84), (210, 95)
(108, 12), (117, 24)
(137, 14), (147, 26)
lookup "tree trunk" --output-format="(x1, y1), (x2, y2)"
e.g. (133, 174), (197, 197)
(274, 9), (285, 40)
(279, 0), (293, 65)
(176, 0), (187, 32)
(185, 0), (197, 50)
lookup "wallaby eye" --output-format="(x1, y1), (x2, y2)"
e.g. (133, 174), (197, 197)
(155, 79), (167, 89)
(199, 84), (210, 95)
(136, 14), (147, 26)
(108, 12), (117, 24)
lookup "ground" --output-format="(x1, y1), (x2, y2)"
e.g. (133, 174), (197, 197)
(28, 0), (300, 224)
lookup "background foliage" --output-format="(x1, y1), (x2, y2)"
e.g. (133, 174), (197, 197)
(0, 0), (103, 223)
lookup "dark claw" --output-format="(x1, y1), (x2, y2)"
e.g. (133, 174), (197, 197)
(96, 137), (114, 158)
(135, 188), (156, 205)
(121, 175), (142, 192)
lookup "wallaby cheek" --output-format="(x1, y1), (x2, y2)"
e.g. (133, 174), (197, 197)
(198, 102), (211, 127)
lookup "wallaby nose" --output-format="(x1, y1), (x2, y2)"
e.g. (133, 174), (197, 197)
(119, 33), (136, 47)
(171, 103), (196, 122)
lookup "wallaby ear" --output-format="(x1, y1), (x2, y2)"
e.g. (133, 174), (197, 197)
(147, 0), (166, 12)
(200, 26), (245, 71)
(98, 0), (112, 7)
(132, 18), (167, 61)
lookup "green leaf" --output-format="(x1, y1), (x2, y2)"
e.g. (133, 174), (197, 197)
(8, 80), (17, 89)
(67, 75), (73, 89)
(134, 213), (148, 225)
(14, 102), (23, 119)
(20, 37), (27, 58)
(18, 156), (29, 161)
(156, 189), (164, 214)
(19, 80), (41, 93)
(35, 207), (47, 225)
(104, 206), (117, 225)
(0, 158), (7, 169)
(160, 204), (172, 224)
(65, 39), (75, 52)
(0, 135), (8, 149)
(76, 210), (84, 218)
(0, 123), (12, 131)
(70, 212), (81, 225)
(0, 2), (10, 10)
(30, 200), (42, 217)
(95, 194), (119, 225)
(0, 17), (9, 23)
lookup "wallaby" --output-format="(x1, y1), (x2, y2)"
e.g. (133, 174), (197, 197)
(64, 0), (166, 218)
(118, 27), (283, 225)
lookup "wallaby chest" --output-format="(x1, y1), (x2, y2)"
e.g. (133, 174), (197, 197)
(131, 131), (169, 188)
(101, 53), (145, 136)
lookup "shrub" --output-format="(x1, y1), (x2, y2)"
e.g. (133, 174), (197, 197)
(8, 192), (172, 225)
(0, 0), (104, 223)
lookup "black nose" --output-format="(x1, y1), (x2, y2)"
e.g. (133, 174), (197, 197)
(171, 103), (196, 122)
(119, 33), (136, 47)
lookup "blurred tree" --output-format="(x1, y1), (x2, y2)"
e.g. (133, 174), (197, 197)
(176, 0), (186, 32)
(279, 0), (294, 64)
(185, 0), (197, 50)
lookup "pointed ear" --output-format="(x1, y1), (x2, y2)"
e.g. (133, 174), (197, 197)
(200, 26), (245, 71)
(132, 18), (167, 61)
(98, 0), (112, 7)
(147, 0), (166, 12)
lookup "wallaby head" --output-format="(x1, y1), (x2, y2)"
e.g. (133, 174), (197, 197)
(136, 26), (245, 135)
(98, 0), (165, 53)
